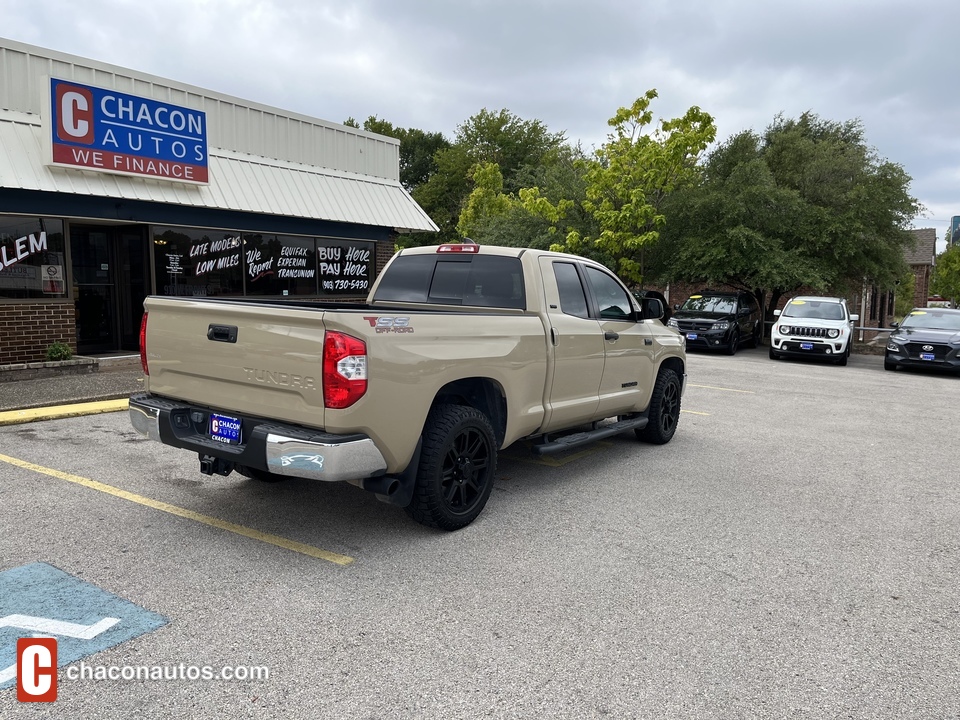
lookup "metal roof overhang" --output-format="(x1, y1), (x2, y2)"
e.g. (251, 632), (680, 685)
(0, 112), (438, 234)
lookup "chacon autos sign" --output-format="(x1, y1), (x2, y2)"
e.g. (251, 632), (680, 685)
(44, 77), (208, 183)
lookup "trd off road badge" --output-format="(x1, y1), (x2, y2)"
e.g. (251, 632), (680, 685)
(363, 317), (414, 333)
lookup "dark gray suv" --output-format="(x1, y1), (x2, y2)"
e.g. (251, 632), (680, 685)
(667, 291), (762, 355)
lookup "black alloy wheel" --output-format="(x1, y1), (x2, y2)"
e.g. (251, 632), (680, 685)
(636, 368), (681, 445)
(406, 404), (497, 531)
(726, 329), (740, 356)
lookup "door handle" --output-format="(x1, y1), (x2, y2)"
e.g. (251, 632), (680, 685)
(604, 331), (619, 341)
(207, 324), (238, 343)
(550, 327), (559, 346)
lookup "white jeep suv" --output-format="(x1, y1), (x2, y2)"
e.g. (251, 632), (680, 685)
(769, 296), (858, 366)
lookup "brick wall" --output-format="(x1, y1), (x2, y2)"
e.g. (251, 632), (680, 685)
(376, 239), (398, 276)
(0, 303), (76, 364)
(912, 264), (931, 308)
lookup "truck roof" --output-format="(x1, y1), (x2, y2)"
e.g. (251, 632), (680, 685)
(398, 243), (589, 262)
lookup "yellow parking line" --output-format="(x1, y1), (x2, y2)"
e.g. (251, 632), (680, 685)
(688, 383), (755, 394)
(0, 453), (354, 566)
(682, 409), (710, 416)
(0, 399), (130, 426)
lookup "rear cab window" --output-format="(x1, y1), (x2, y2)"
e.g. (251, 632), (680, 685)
(374, 254), (525, 309)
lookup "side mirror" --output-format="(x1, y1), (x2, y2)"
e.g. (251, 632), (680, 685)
(890, 320), (899, 329)
(640, 297), (664, 321)
(773, 309), (782, 317)
(850, 314), (859, 322)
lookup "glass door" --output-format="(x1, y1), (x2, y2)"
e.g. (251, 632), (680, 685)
(71, 226), (117, 354)
(116, 227), (148, 351)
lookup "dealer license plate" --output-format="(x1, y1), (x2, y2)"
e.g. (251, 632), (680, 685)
(920, 352), (935, 361)
(800, 342), (813, 350)
(209, 413), (242, 444)
(686, 333), (698, 340)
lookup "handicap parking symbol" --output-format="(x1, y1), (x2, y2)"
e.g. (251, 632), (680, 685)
(0, 562), (168, 690)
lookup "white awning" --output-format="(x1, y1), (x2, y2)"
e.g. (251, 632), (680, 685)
(0, 112), (438, 234)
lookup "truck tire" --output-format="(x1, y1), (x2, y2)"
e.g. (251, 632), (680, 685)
(836, 345), (848, 366)
(636, 368), (681, 445)
(726, 329), (739, 356)
(405, 404), (498, 531)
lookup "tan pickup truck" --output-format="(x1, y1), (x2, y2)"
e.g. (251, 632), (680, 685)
(130, 243), (686, 530)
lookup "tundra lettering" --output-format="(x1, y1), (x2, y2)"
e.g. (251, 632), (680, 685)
(242, 367), (316, 390)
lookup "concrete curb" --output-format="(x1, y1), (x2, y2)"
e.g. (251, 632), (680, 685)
(0, 399), (129, 426)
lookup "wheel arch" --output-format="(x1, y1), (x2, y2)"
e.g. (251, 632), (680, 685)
(658, 356), (685, 384)
(431, 377), (507, 447)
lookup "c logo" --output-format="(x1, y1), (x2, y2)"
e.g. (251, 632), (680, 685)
(55, 83), (95, 144)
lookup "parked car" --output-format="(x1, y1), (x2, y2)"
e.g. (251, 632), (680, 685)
(884, 307), (960, 374)
(769, 296), (858, 366)
(633, 290), (672, 323)
(667, 291), (762, 354)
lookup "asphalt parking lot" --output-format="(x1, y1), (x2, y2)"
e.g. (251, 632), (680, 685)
(2, 347), (958, 719)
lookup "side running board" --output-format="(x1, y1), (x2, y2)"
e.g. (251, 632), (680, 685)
(532, 414), (649, 455)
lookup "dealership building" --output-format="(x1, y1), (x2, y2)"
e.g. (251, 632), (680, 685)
(0, 37), (437, 365)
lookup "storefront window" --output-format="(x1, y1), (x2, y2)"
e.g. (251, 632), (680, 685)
(243, 233), (317, 296)
(153, 226), (243, 297)
(151, 226), (376, 299)
(317, 238), (375, 296)
(0, 216), (67, 299)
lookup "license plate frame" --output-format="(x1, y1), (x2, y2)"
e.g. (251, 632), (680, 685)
(800, 342), (813, 351)
(686, 333), (698, 341)
(209, 413), (242, 444)
(920, 352), (935, 361)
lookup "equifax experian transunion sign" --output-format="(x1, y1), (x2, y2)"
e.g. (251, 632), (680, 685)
(44, 77), (208, 184)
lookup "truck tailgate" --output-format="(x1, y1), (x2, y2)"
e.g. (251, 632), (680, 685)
(143, 297), (329, 429)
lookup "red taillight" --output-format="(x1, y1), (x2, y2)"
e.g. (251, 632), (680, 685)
(437, 243), (479, 253)
(139, 312), (149, 376)
(323, 331), (367, 409)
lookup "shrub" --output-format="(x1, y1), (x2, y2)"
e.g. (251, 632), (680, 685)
(45, 341), (73, 361)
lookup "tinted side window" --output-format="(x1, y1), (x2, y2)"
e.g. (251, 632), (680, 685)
(584, 266), (632, 320)
(553, 262), (589, 318)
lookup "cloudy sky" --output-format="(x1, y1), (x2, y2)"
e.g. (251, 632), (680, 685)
(3, 0), (958, 250)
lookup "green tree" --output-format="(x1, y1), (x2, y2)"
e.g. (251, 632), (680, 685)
(409, 144), (475, 245)
(456, 143), (593, 250)
(662, 112), (922, 315)
(894, 270), (916, 320)
(410, 109), (567, 246)
(456, 162), (512, 238)
(530, 90), (717, 285)
(662, 130), (821, 302)
(345, 116), (450, 192)
(932, 243), (960, 306)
